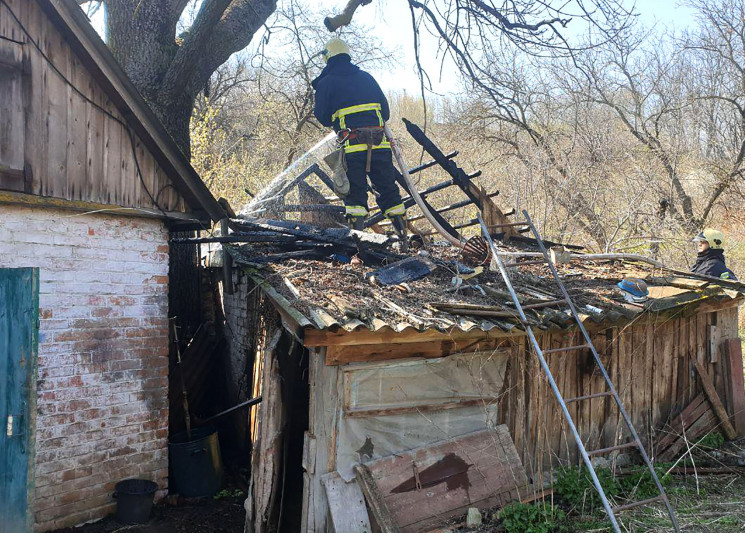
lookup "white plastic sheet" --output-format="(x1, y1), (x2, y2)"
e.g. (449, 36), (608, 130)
(337, 351), (509, 480)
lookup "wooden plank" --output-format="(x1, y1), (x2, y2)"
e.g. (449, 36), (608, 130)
(724, 339), (745, 436)
(85, 70), (105, 202)
(693, 359), (737, 440)
(361, 427), (528, 533)
(303, 325), (512, 348)
(22, 0), (46, 195)
(354, 464), (400, 533)
(344, 398), (492, 419)
(657, 409), (718, 463)
(0, 189), (196, 222)
(654, 393), (707, 456)
(304, 348), (340, 533)
(66, 52), (87, 200)
(326, 337), (512, 366)
(321, 472), (372, 533)
(45, 18), (69, 198)
(0, 44), (25, 175)
(708, 325), (720, 364)
(249, 330), (283, 533)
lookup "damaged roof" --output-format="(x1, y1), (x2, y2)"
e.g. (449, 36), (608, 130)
(224, 239), (745, 339)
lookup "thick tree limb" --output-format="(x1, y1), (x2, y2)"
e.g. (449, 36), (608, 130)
(195, 0), (278, 89)
(324, 0), (372, 32)
(161, 0), (234, 97)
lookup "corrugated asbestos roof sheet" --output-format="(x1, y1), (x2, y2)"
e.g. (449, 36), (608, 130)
(226, 243), (744, 336)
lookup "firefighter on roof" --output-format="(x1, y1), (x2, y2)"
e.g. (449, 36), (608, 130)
(312, 38), (407, 243)
(691, 228), (737, 280)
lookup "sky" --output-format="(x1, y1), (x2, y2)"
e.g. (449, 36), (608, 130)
(84, 0), (698, 94)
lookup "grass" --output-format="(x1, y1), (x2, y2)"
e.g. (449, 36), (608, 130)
(569, 474), (745, 532)
(451, 472), (745, 532)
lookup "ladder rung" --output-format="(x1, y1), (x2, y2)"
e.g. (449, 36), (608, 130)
(505, 260), (548, 267)
(489, 222), (529, 228)
(612, 494), (665, 513)
(587, 441), (638, 457)
(522, 299), (567, 310)
(565, 391), (613, 404)
(543, 344), (590, 354)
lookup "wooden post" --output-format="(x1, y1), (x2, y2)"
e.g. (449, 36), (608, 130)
(693, 359), (737, 440)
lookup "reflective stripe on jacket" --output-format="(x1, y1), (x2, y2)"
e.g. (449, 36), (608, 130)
(312, 54), (391, 133)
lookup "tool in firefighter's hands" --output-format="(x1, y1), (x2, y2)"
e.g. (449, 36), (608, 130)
(323, 146), (350, 198)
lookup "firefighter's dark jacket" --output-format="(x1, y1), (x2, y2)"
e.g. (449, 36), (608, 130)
(312, 54), (390, 131)
(691, 249), (737, 280)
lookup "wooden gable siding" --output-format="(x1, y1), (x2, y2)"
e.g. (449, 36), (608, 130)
(497, 304), (741, 474)
(0, 0), (187, 213)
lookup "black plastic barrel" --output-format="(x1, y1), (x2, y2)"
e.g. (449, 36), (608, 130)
(169, 426), (224, 497)
(114, 479), (158, 524)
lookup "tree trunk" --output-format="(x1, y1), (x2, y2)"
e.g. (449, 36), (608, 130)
(103, 0), (278, 156)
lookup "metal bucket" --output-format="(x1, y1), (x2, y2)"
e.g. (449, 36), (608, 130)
(168, 426), (224, 497)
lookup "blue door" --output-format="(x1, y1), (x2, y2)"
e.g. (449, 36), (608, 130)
(0, 268), (39, 533)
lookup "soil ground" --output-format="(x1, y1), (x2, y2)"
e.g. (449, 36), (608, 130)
(49, 473), (745, 533)
(49, 494), (245, 533)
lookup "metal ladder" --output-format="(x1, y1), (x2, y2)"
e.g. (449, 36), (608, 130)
(477, 210), (680, 533)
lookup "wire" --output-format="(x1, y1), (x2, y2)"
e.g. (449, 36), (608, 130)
(0, 0), (167, 216)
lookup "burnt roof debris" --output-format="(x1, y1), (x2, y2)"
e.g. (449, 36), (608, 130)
(215, 120), (744, 335)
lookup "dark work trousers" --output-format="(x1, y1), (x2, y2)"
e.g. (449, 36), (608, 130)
(343, 149), (404, 216)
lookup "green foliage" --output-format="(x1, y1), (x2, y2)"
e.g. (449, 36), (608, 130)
(618, 466), (671, 501)
(213, 488), (245, 500)
(554, 466), (620, 513)
(498, 502), (568, 533)
(696, 432), (725, 450)
(556, 465), (672, 515)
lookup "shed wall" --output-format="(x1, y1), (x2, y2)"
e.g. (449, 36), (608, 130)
(0, 205), (170, 531)
(0, 0), (186, 213)
(299, 304), (741, 532)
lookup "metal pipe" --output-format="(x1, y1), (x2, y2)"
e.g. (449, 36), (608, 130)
(199, 396), (263, 425)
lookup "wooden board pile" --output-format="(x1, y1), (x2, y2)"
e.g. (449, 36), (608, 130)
(654, 341), (745, 462)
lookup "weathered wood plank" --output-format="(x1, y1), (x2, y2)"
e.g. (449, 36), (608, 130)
(657, 409), (718, 463)
(303, 326), (513, 348)
(46, 18), (71, 198)
(693, 359), (737, 440)
(86, 74), (105, 202)
(321, 472), (372, 533)
(354, 464), (399, 533)
(66, 52), (88, 201)
(362, 427), (528, 533)
(723, 339), (745, 436)
(654, 393), (708, 456)
(325, 337), (512, 366)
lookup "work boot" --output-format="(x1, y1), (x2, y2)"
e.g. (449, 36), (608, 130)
(390, 215), (409, 252)
(347, 216), (365, 231)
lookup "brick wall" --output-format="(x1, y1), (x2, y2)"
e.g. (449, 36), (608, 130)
(0, 205), (170, 531)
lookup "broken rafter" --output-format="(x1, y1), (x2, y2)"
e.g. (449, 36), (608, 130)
(380, 191), (501, 226)
(365, 170), (483, 227)
(402, 118), (483, 209)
